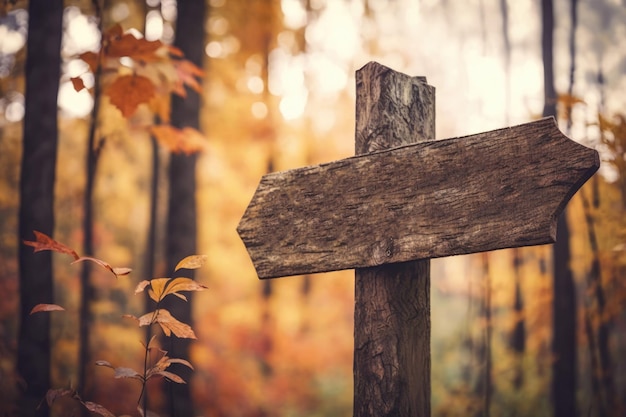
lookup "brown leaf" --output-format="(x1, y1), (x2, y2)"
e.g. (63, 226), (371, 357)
(175, 255), (208, 271)
(106, 74), (156, 118)
(45, 388), (75, 406)
(81, 401), (116, 417)
(154, 370), (186, 384)
(30, 304), (65, 315)
(71, 256), (131, 279)
(71, 77), (86, 92)
(23, 230), (79, 260)
(112, 367), (143, 380)
(139, 309), (197, 339)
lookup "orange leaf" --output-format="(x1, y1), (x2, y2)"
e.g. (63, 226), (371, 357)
(175, 255), (208, 271)
(150, 125), (208, 154)
(79, 51), (100, 73)
(23, 230), (79, 260)
(106, 74), (156, 118)
(30, 304), (65, 314)
(70, 77), (86, 92)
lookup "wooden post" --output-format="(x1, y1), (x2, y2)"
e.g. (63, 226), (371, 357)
(353, 62), (435, 417)
(237, 61), (599, 417)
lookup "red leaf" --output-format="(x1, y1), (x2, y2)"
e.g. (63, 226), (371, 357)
(30, 304), (65, 315)
(23, 230), (79, 260)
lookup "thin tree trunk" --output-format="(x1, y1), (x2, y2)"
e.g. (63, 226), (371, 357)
(17, 1), (63, 416)
(543, 0), (578, 416)
(78, 1), (105, 402)
(162, 1), (206, 415)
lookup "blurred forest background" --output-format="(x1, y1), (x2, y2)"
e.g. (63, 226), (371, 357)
(1, 0), (625, 416)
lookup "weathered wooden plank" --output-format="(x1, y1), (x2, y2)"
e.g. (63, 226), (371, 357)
(237, 117), (599, 279)
(352, 61), (433, 417)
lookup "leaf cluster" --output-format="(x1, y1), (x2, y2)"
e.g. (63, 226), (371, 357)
(24, 232), (207, 416)
(71, 23), (206, 155)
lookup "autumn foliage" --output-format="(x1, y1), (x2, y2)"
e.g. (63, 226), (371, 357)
(24, 231), (207, 416)
(71, 23), (206, 155)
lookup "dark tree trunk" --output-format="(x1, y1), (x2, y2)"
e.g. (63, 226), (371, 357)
(543, 0), (578, 416)
(162, 1), (206, 415)
(17, 1), (63, 416)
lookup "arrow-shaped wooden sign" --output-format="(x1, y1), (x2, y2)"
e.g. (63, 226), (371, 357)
(237, 117), (599, 279)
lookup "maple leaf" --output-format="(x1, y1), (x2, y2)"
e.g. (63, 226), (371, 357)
(30, 304), (65, 314)
(106, 74), (156, 118)
(23, 230), (79, 260)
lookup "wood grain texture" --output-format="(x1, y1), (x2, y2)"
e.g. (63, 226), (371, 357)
(237, 115), (599, 279)
(353, 62), (434, 417)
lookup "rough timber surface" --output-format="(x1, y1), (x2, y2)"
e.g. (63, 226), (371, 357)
(237, 117), (599, 279)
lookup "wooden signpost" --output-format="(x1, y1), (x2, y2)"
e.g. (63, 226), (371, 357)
(237, 62), (599, 417)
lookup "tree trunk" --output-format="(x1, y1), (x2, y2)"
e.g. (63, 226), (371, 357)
(17, 1), (63, 416)
(543, 0), (578, 416)
(162, 1), (206, 415)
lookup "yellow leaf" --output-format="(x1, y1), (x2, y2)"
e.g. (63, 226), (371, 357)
(175, 255), (208, 271)
(163, 277), (207, 300)
(149, 278), (170, 302)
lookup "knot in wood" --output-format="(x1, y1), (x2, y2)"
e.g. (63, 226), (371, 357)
(371, 237), (395, 265)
